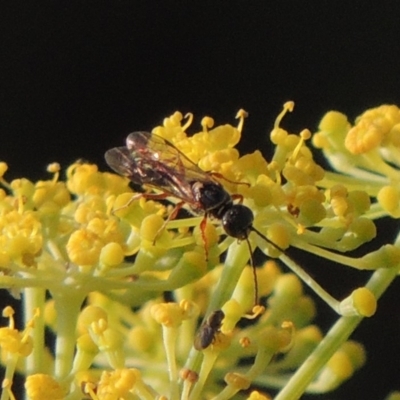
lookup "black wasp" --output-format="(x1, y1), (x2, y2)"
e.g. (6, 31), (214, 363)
(194, 309), (225, 350)
(105, 131), (285, 305)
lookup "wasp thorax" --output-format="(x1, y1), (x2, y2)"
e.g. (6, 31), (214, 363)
(222, 204), (254, 240)
(192, 181), (232, 214)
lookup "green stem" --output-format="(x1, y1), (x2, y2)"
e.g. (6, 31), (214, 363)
(275, 265), (399, 400)
(319, 171), (383, 195)
(23, 287), (46, 376)
(185, 241), (249, 399)
(279, 253), (342, 314)
(206, 240), (249, 313)
(1, 353), (19, 400)
(185, 241), (250, 399)
(162, 326), (179, 400)
(52, 289), (86, 379)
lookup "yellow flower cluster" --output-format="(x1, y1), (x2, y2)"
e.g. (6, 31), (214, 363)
(0, 103), (397, 399)
(314, 105), (400, 217)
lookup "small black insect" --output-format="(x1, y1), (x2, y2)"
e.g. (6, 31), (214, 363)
(194, 310), (225, 350)
(105, 131), (285, 305)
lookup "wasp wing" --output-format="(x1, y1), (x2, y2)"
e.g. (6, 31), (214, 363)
(105, 146), (140, 181)
(125, 131), (208, 180)
(105, 131), (214, 203)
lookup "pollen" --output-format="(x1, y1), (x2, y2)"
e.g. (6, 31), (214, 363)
(351, 288), (377, 317)
(345, 120), (384, 154)
(46, 162), (61, 174)
(32, 181), (70, 210)
(0, 210), (43, 264)
(345, 105), (400, 154)
(127, 326), (154, 353)
(180, 368), (199, 383)
(150, 301), (194, 328)
(0, 107), (394, 399)
(66, 163), (105, 195)
(256, 325), (293, 354)
(377, 185), (400, 216)
(77, 305), (108, 334)
(25, 374), (66, 400)
(97, 369), (139, 399)
(249, 179), (285, 208)
(140, 214), (169, 245)
(261, 223), (290, 255)
(163, 111), (185, 128)
(313, 111), (350, 153)
(152, 111), (190, 143)
(0, 326), (33, 356)
(66, 228), (104, 266)
(221, 299), (245, 332)
(328, 185), (349, 215)
(87, 217), (124, 245)
(99, 242), (125, 268)
(0, 162), (8, 178)
(327, 351), (354, 380)
(224, 372), (251, 390)
(0, 306), (39, 358)
(319, 110), (349, 133)
(198, 148), (239, 175)
(283, 153), (325, 186)
(201, 116), (214, 131)
(247, 390), (271, 400)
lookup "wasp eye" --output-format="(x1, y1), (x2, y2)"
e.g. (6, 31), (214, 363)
(222, 204), (254, 240)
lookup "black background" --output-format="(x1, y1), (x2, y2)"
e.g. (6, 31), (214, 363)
(1, 2), (400, 399)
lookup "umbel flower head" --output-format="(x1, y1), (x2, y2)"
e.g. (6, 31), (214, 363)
(0, 103), (398, 399)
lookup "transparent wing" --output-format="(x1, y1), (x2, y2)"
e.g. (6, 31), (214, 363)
(105, 131), (213, 203)
(126, 131), (208, 181)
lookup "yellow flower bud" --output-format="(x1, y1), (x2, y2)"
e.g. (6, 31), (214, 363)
(25, 374), (66, 400)
(99, 242), (124, 267)
(224, 372), (251, 390)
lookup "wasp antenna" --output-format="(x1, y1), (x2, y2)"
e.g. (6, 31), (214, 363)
(210, 172), (250, 187)
(245, 237), (259, 307)
(250, 226), (352, 315)
(250, 226), (286, 254)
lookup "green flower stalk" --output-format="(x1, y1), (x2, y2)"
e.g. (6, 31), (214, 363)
(0, 102), (398, 399)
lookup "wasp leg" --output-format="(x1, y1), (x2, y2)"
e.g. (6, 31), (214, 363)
(111, 193), (143, 214)
(231, 193), (244, 204)
(112, 192), (170, 215)
(152, 201), (185, 245)
(199, 214), (210, 261)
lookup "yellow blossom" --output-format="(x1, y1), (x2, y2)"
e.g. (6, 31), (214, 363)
(345, 105), (400, 154)
(0, 210), (42, 266)
(96, 368), (140, 399)
(0, 105), (397, 400)
(99, 242), (125, 268)
(77, 305), (108, 334)
(152, 111), (192, 143)
(66, 228), (104, 266)
(247, 390), (271, 400)
(378, 185), (400, 217)
(25, 374), (66, 400)
(66, 163), (106, 195)
(150, 301), (196, 328)
(224, 372), (251, 390)
(32, 181), (70, 211)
